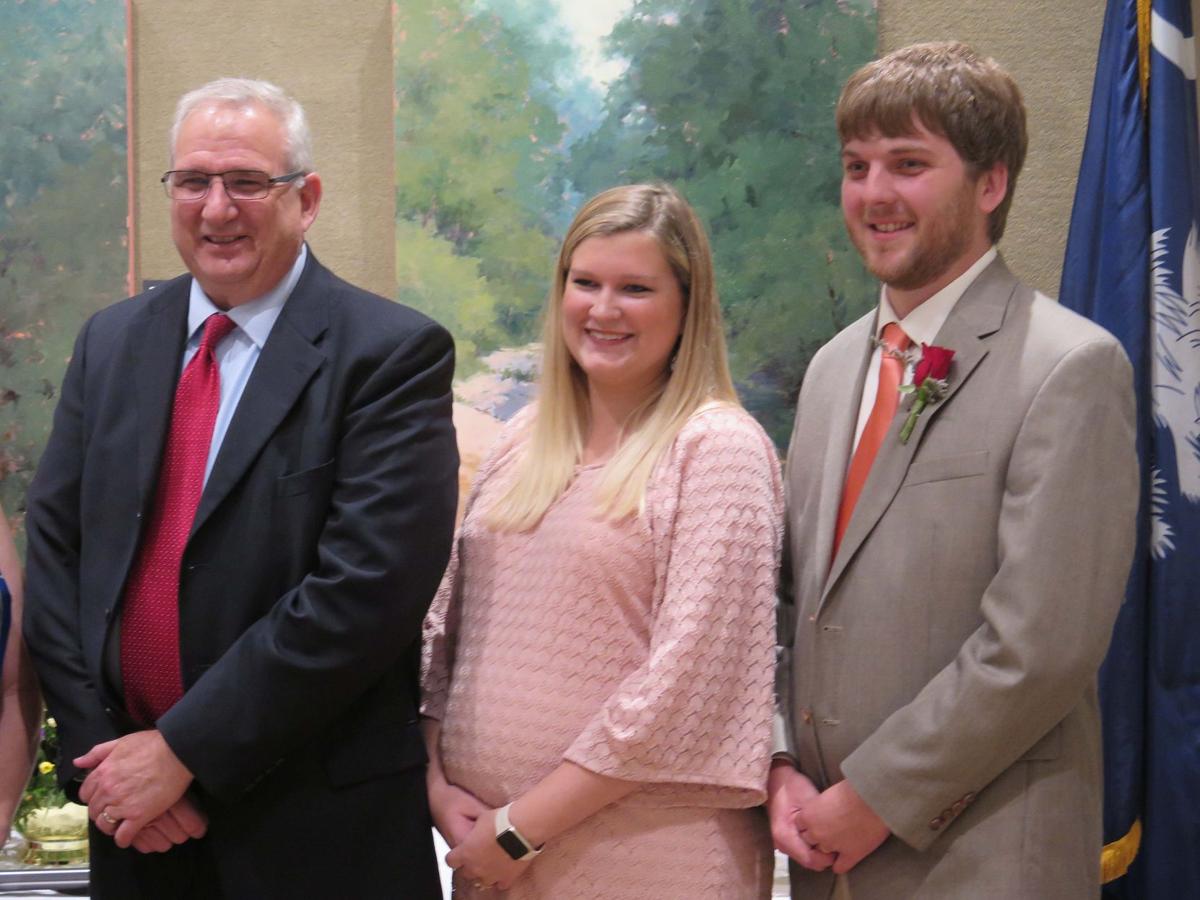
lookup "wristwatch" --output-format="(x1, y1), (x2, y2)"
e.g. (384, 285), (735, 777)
(494, 803), (544, 861)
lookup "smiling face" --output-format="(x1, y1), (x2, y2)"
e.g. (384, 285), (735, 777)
(561, 230), (685, 414)
(170, 102), (321, 308)
(840, 119), (1006, 315)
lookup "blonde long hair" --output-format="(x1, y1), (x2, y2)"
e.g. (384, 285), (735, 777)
(486, 183), (738, 531)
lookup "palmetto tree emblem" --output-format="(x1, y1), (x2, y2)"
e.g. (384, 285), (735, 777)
(1150, 223), (1200, 557)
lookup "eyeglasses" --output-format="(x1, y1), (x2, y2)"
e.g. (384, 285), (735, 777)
(161, 169), (306, 201)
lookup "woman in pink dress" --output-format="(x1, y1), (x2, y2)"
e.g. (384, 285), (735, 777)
(422, 184), (782, 898)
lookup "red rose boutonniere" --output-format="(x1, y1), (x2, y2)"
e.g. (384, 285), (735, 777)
(898, 344), (955, 443)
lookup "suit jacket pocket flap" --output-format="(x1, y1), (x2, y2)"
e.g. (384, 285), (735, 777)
(276, 459), (335, 497)
(323, 716), (427, 789)
(1018, 722), (1062, 761)
(904, 449), (989, 487)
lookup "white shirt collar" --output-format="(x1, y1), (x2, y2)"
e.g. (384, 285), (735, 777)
(874, 247), (998, 347)
(186, 243), (308, 346)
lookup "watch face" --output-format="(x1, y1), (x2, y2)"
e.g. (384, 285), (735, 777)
(496, 829), (529, 861)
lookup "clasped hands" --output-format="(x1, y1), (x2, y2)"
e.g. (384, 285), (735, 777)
(767, 760), (890, 875)
(75, 729), (207, 854)
(429, 776), (531, 891)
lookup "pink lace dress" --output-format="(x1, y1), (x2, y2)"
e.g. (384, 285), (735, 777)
(423, 405), (782, 899)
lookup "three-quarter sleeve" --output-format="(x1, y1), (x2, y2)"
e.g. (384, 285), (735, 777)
(564, 408), (783, 808)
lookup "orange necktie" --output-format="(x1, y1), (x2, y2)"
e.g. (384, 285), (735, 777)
(833, 322), (911, 560)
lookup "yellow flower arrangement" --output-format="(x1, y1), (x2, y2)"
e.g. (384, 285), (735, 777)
(15, 713), (70, 833)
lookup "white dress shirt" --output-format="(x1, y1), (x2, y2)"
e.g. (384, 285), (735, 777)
(182, 244), (308, 485)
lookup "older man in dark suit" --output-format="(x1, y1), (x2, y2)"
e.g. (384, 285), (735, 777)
(23, 77), (456, 899)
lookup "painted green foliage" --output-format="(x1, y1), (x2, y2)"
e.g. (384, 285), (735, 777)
(0, 0), (128, 524)
(571, 0), (879, 442)
(395, 0), (877, 444)
(394, 0), (572, 375)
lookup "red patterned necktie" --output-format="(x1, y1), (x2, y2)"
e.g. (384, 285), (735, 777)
(121, 313), (236, 725)
(832, 322), (911, 561)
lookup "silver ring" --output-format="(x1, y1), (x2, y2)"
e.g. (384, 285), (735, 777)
(100, 809), (119, 825)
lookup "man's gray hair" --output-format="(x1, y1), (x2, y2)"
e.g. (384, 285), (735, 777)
(169, 77), (314, 173)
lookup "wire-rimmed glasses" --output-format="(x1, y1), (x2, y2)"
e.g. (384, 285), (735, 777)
(161, 169), (306, 201)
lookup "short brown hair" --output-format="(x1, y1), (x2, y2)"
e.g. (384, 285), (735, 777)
(836, 41), (1027, 243)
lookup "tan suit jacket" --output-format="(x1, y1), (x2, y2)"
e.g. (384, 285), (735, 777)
(777, 258), (1138, 898)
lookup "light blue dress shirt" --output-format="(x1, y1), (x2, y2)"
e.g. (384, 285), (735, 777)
(182, 244), (308, 486)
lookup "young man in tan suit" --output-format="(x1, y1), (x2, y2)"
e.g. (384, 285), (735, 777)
(769, 43), (1138, 899)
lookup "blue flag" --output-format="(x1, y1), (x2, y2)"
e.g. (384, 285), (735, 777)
(1061, 1), (1200, 896)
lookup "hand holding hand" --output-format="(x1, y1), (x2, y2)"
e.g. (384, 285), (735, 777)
(129, 796), (209, 854)
(428, 774), (489, 848)
(76, 730), (194, 848)
(766, 760), (837, 871)
(793, 779), (890, 874)
(444, 807), (532, 891)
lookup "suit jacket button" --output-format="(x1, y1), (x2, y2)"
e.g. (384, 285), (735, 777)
(801, 708), (814, 724)
(929, 816), (944, 830)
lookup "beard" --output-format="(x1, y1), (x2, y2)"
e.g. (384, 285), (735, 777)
(849, 182), (980, 293)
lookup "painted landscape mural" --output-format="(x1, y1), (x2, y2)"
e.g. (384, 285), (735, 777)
(0, 0), (128, 527)
(0, 0), (879, 525)
(393, 0), (879, 474)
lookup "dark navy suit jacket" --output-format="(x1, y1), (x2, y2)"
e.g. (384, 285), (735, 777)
(24, 251), (457, 898)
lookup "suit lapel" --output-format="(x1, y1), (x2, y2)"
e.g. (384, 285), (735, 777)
(822, 259), (1018, 602)
(130, 279), (191, 511)
(809, 317), (875, 579)
(191, 256), (328, 535)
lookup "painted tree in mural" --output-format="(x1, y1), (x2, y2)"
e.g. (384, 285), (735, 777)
(393, 0), (573, 373)
(0, 1), (127, 522)
(568, 0), (878, 441)
(394, 0), (876, 443)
